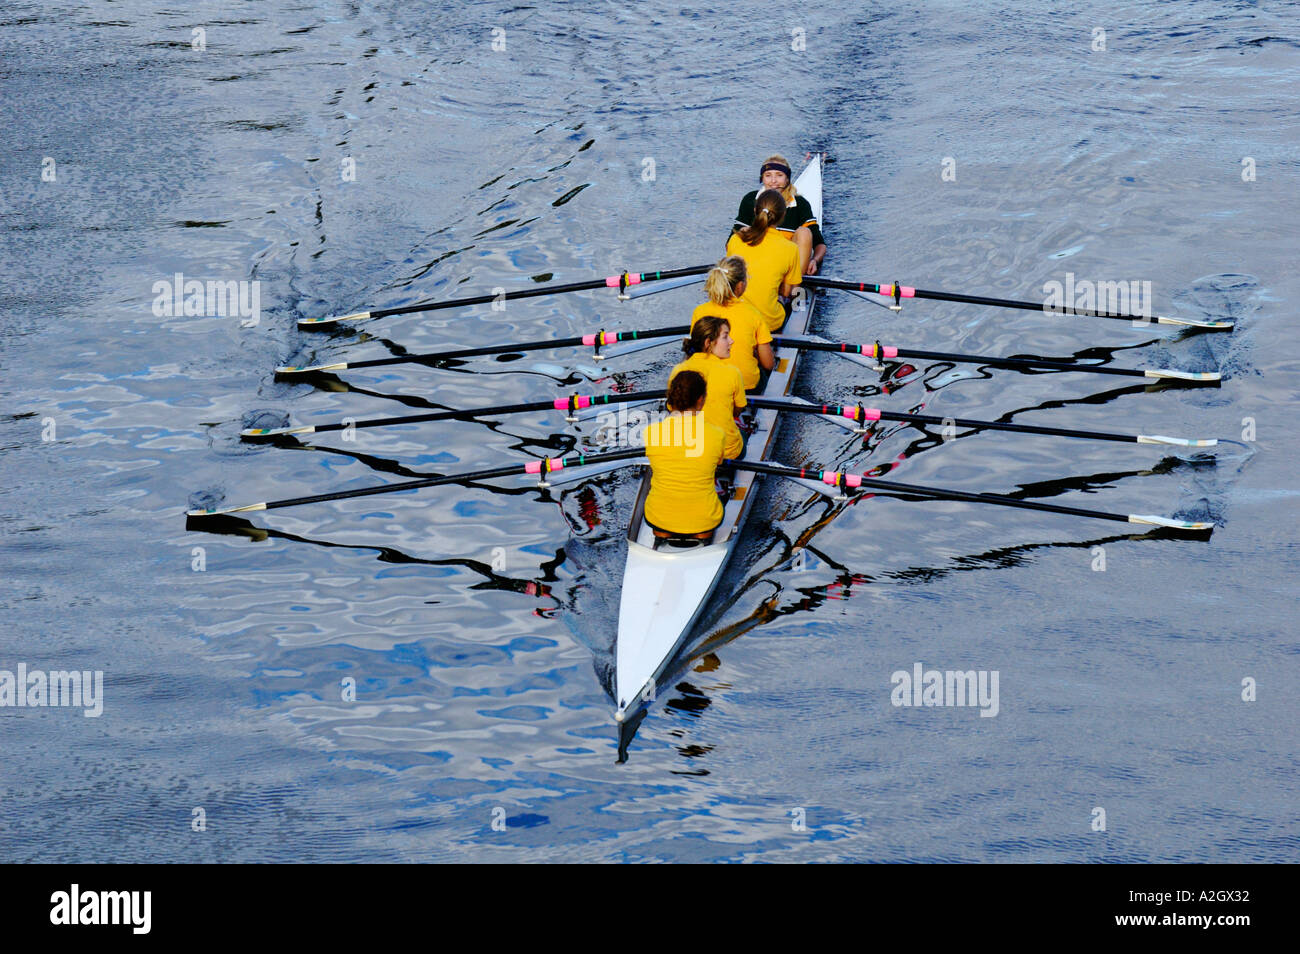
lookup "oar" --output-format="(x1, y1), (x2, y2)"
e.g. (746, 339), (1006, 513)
(277, 325), (689, 375)
(241, 389), (667, 440)
(748, 397), (1217, 448)
(772, 336), (1221, 383)
(623, 273), (708, 299)
(298, 265), (711, 329)
(186, 448), (645, 518)
(730, 459), (1214, 532)
(803, 276), (1234, 330)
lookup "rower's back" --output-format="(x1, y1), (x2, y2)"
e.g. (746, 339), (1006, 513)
(726, 190), (801, 332)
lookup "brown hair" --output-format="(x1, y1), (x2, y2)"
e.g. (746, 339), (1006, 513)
(704, 255), (747, 305)
(666, 369), (707, 412)
(684, 315), (729, 356)
(737, 189), (786, 246)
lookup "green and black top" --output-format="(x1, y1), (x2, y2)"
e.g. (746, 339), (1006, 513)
(730, 190), (825, 250)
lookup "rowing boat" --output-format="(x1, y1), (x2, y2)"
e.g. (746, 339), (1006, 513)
(191, 151), (1226, 736)
(614, 154), (825, 720)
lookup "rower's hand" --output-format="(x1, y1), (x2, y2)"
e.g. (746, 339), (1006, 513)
(804, 258), (821, 276)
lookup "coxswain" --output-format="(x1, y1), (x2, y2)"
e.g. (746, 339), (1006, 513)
(641, 370), (736, 546)
(690, 256), (774, 391)
(726, 189), (801, 333)
(668, 316), (746, 453)
(731, 154), (826, 275)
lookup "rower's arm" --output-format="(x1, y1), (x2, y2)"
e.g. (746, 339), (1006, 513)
(807, 219), (825, 251)
(807, 243), (827, 275)
(805, 211), (826, 274)
(756, 342), (775, 372)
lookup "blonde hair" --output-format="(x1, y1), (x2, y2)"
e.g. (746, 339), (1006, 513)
(704, 255), (747, 305)
(761, 153), (799, 204)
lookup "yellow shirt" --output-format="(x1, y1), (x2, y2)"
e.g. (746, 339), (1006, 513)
(668, 352), (746, 452)
(726, 230), (802, 331)
(690, 299), (773, 390)
(642, 414), (729, 534)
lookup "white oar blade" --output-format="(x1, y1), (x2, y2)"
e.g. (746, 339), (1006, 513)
(1154, 314), (1234, 330)
(187, 502), (268, 517)
(1136, 434), (1217, 447)
(241, 425), (316, 438)
(298, 311), (371, 328)
(1128, 514), (1215, 531)
(275, 363), (348, 374)
(1144, 368), (1221, 381)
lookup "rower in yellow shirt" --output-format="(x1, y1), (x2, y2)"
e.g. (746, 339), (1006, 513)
(641, 370), (736, 545)
(690, 256), (775, 391)
(725, 189), (802, 332)
(668, 316), (746, 455)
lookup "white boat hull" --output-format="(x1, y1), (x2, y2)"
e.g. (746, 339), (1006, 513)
(615, 155), (825, 719)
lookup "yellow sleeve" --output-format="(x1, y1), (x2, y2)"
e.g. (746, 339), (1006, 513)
(721, 426), (743, 460)
(730, 367), (747, 409)
(784, 246), (802, 286)
(755, 320), (773, 344)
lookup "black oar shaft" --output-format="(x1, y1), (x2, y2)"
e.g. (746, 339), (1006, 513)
(298, 325), (690, 374)
(879, 410), (1132, 443)
(747, 398), (1135, 443)
(897, 347), (1138, 376)
(349, 337), (590, 369)
(771, 337), (1142, 377)
(805, 276), (1154, 324)
(311, 390), (667, 434)
(259, 448), (644, 512)
(731, 460), (1129, 524)
(369, 266), (710, 320)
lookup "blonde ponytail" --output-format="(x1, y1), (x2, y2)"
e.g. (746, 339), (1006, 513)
(704, 255), (748, 305)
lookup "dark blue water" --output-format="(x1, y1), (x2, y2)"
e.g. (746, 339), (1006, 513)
(2, 0), (1296, 862)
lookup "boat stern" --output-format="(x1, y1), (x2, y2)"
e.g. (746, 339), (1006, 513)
(614, 538), (729, 718)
